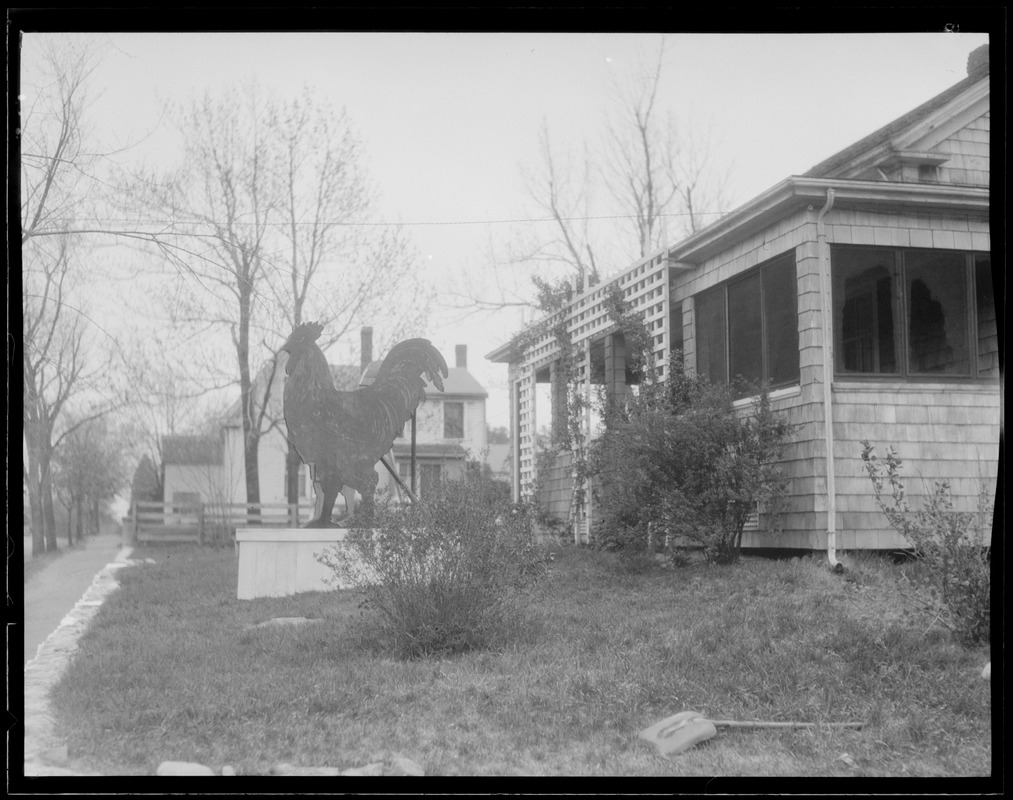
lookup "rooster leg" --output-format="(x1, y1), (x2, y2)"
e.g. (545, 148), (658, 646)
(345, 465), (379, 526)
(304, 463), (342, 528)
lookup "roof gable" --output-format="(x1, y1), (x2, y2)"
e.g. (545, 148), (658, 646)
(360, 363), (488, 398)
(804, 57), (989, 182)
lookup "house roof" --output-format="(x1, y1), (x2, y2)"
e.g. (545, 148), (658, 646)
(804, 44), (989, 180)
(162, 435), (223, 465)
(360, 363), (488, 398)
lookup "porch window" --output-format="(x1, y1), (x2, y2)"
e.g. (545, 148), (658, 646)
(695, 253), (799, 396)
(444, 401), (464, 439)
(832, 246), (994, 379)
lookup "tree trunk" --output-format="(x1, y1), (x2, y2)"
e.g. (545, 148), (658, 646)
(237, 282), (261, 525)
(25, 453), (46, 557)
(75, 495), (85, 543)
(41, 457), (59, 552)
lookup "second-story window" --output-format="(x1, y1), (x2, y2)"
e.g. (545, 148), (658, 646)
(444, 401), (464, 439)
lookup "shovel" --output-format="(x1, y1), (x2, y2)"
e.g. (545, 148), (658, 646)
(640, 710), (864, 757)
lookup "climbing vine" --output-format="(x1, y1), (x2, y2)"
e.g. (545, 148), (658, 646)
(602, 283), (657, 385)
(508, 274), (656, 543)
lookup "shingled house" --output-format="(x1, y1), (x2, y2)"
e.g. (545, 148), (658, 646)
(488, 45), (998, 551)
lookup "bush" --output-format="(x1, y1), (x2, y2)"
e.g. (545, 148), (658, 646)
(318, 476), (549, 659)
(860, 442), (992, 645)
(588, 366), (792, 564)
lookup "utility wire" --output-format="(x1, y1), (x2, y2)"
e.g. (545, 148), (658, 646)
(46, 209), (729, 229)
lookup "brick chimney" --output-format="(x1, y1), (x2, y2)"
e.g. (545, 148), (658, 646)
(967, 44), (989, 78)
(361, 327), (373, 370)
(455, 344), (467, 369)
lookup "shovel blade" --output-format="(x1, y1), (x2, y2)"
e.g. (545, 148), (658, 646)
(640, 711), (719, 757)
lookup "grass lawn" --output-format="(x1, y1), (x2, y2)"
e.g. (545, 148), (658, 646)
(48, 543), (991, 777)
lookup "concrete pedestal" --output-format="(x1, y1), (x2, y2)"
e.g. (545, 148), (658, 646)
(235, 528), (373, 600)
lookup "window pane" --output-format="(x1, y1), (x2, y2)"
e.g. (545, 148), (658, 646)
(444, 402), (464, 438)
(906, 251), (970, 375)
(975, 255), (998, 377)
(763, 257), (800, 386)
(695, 287), (726, 383)
(728, 271), (763, 394)
(832, 247), (900, 374)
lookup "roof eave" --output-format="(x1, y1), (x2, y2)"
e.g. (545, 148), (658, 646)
(668, 177), (989, 265)
(487, 178), (989, 361)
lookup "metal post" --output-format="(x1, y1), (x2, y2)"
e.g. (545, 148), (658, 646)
(410, 411), (417, 496)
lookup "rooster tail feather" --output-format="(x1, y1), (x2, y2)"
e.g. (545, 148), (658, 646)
(374, 339), (449, 393)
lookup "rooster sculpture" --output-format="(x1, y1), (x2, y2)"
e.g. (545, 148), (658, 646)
(281, 322), (448, 527)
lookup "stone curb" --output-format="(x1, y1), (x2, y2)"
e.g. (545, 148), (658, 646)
(23, 546), (135, 777)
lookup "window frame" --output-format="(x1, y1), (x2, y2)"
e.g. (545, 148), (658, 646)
(443, 400), (465, 439)
(831, 245), (995, 382)
(694, 252), (800, 396)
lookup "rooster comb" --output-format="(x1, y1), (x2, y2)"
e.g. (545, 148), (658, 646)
(294, 321), (324, 341)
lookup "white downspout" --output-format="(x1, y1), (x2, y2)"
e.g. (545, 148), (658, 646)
(816, 188), (843, 571)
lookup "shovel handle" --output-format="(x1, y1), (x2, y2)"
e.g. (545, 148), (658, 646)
(709, 720), (864, 730)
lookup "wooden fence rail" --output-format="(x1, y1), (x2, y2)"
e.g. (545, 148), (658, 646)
(129, 501), (316, 545)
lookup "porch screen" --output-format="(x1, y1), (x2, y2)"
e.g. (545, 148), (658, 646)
(695, 253), (799, 396)
(831, 245), (994, 380)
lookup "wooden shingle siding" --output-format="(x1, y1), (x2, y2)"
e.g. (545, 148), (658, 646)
(831, 381), (999, 545)
(939, 111), (989, 186)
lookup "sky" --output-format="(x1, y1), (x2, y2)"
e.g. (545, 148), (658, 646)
(20, 29), (991, 434)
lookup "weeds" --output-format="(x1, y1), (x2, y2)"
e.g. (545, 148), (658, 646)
(860, 442), (992, 645)
(318, 477), (549, 659)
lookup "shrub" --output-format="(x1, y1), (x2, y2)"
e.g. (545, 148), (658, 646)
(587, 365), (792, 564)
(318, 476), (549, 659)
(860, 442), (992, 645)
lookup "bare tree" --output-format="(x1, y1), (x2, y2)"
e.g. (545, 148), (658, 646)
(126, 83), (431, 514)
(140, 83), (281, 516)
(460, 37), (730, 318)
(512, 121), (602, 282)
(118, 335), (235, 505)
(265, 89), (428, 505)
(602, 40), (729, 253)
(23, 234), (117, 554)
(19, 38), (100, 243)
(53, 416), (128, 545)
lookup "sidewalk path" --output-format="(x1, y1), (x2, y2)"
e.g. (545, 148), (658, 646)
(22, 526), (135, 777)
(23, 527), (126, 666)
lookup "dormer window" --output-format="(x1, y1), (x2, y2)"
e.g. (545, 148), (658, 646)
(881, 150), (949, 183)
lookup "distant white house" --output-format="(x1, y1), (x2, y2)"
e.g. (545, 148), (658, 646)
(361, 343), (489, 499)
(160, 433), (234, 520)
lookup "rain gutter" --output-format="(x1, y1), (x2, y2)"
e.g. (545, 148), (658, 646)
(815, 188), (842, 571)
